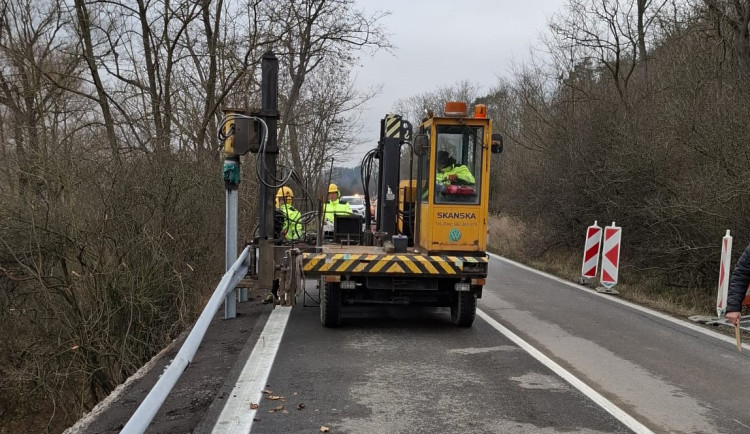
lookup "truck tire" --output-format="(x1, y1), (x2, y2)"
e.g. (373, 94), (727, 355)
(320, 282), (342, 327)
(451, 291), (476, 327)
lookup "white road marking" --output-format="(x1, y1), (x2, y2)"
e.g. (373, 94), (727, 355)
(212, 307), (291, 434)
(447, 345), (516, 355)
(487, 252), (748, 350)
(477, 309), (654, 434)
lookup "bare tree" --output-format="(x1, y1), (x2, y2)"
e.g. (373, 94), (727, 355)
(269, 0), (391, 182)
(0, 0), (80, 192)
(178, 0), (271, 155)
(549, 0), (668, 100)
(292, 60), (377, 194)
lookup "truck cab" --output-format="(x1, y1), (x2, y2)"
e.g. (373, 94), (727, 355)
(411, 102), (499, 254)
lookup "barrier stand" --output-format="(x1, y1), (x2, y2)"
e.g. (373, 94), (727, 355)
(580, 221), (602, 285)
(597, 221), (621, 295)
(716, 230), (733, 318)
(688, 229), (750, 332)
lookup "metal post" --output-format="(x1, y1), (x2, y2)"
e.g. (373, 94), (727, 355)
(258, 51), (279, 297)
(278, 255), (288, 307)
(380, 119), (401, 238)
(289, 248), (299, 306)
(224, 154), (240, 319)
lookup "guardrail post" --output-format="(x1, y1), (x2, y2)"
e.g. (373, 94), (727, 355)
(225, 187), (238, 318)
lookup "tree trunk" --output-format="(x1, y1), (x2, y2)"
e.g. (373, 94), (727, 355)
(637, 0), (649, 83)
(74, 0), (120, 164)
(738, 5), (750, 68)
(136, 0), (165, 152)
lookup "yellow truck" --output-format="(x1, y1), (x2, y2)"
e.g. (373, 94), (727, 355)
(302, 101), (502, 327)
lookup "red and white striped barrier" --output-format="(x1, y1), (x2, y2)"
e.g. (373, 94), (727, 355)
(581, 221), (602, 280)
(716, 230), (732, 318)
(600, 222), (621, 289)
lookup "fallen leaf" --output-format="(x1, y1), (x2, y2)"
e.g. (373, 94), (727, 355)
(297, 403), (306, 410)
(282, 410), (289, 414)
(71, 345), (80, 350)
(293, 392), (298, 396)
(320, 427), (330, 433)
(266, 395), (283, 400)
(250, 403), (259, 410)
(261, 389), (272, 394)
(268, 404), (285, 413)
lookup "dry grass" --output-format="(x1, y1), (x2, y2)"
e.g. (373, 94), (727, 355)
(487, 214), (525, 258)
(487, 214), (717, 319)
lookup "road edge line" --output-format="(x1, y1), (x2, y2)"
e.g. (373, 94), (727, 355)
(487, 252), (747, 350)
(477, 309), (653, 434)
(212, 306), (291, 434)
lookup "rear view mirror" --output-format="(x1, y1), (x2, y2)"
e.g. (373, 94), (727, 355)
(413, 134), (429, 157)
(491, 133), (503, 154)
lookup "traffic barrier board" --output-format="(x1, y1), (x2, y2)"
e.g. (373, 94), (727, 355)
(600, 222), (621, 289)
(716, 230), (733, 318)
(581, 221), (602, 279)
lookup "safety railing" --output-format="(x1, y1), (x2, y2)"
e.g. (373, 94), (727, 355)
(121, 246), (251, 434)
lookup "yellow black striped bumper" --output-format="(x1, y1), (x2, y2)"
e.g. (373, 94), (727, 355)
(301, 253), (488, 276)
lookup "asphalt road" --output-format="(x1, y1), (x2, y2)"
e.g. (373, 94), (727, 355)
(480, 255), (750, 433)
(225, 297), (631, 433)
(205, 254), (750, 434)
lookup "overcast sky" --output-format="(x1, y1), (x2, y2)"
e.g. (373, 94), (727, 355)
(342, 0), (567, 167)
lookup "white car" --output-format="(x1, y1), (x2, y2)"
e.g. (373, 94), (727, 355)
(339, 195), (366, 217)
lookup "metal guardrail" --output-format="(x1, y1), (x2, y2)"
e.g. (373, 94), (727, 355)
(121, 246), (251, 434)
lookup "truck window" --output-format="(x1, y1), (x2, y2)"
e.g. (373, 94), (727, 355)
(420, 128), (432, 203)
(434, 125), (482, 204)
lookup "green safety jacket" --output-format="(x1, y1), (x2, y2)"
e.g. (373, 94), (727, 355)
(436, 164), (475, 186)
(323, 199), (352, 223)
(278, 203), (302, 241)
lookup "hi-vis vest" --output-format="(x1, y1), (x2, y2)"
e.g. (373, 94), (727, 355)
(278, 204), (302, 240)
(436, 164), (475, 185)
(323, 199), (351, 223)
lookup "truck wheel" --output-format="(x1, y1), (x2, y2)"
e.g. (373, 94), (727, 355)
(320, 282), (342, 327)
(451, 291), (476, 327)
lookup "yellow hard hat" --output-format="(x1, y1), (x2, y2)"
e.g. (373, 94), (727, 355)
(327, 183), (339, 194)
(276, 186), (293, 198)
